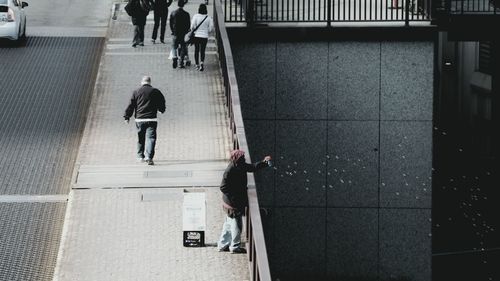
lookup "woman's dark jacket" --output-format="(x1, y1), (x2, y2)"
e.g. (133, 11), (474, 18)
(154, 0), (173, 15)
(220, 160), (267, 210)
(129, 0), (151, 25)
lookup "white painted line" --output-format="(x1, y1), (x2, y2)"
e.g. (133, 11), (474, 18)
(53, 191), (75, 281)
(105, 51), (218, 56)
(105, 52), (169, 55)
(0, 195), (68, 203)
(108, 38), (134, 42)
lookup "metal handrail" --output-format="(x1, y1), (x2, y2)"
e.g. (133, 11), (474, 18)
(442, 0), (499, 14)
(213, 0), (273, 280)
(223, 0), (432, 23)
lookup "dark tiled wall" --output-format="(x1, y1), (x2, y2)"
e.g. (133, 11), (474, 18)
(232, 41), (433, 281)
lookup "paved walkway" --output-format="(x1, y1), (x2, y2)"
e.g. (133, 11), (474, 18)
(53, 3), (248, 281)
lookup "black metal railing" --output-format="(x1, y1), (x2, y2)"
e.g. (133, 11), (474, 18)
(214, 0), (273, 280)
(436, 0), (499, 14)
(224, 0), (431, 24)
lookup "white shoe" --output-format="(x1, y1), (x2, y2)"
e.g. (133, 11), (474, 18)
(137, 158), (145, 163)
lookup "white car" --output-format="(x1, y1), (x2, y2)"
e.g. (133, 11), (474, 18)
(0, 0), (28, 41)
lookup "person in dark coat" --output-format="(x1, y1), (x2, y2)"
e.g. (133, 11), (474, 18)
(124, 76), (166, 166)
(169, 0), (190, 68)
(128, 0), (152, 47)
(151, 0), (173, 44)
(217, 150), (271, 254)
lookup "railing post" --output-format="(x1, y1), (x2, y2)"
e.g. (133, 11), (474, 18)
(405, 0), (410, 26)
(246, 0), (255, 24)
(327, 0), (332, 27)
(493, 39), (500, 160)
(214, 0), (273, 279)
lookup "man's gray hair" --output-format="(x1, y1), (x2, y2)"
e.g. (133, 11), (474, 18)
(141, 76), (151, 85)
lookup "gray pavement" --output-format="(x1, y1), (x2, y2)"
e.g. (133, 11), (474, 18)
(53, 2), (247, 281)
(26, 0), (114, 37)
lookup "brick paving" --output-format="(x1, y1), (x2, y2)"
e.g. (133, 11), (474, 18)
(53, 3), (247, 281)
(0, 37), (103, 281)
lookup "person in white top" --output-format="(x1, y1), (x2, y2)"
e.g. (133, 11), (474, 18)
(190, 4), (214, 71)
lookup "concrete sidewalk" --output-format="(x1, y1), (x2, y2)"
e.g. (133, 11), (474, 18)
(53, 2), (248, 280)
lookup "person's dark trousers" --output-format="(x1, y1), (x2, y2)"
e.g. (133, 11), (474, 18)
(136, 121), (158, 160)
(173, 35), (187, 63)
(133, 24), (145, 45)
(194, 37), (208, 65)
(152, 11), (168, 41)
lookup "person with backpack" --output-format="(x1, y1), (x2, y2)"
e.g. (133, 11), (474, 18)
(125, 0), (153, 47)
(190, 4), (213, 71)
(169, 0), (190, 68)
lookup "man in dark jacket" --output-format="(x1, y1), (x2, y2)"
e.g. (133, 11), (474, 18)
(169, 0), (190, 68)
(151, 0), (173, 44)
(128, 0), (153, 47)
(217, 150), (271, 253)
(124, 76), (166, 165)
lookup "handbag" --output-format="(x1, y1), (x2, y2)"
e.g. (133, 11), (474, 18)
(124, 1), (134, 16)
(184, 16), (208, 45)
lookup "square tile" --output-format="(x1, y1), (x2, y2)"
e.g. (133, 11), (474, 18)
(276, 121), (327, 207)
(381, 42), (434, 121)
(329, 42), (380, 120)
(379, 209), (432, 281)
(326, 208), (378, 280)
(276, 42), (328, 119)
(380, 121), (432, 208)
(245, 120), (276, 206)
(232, 42), (276, 120)
(259, 206), (274, 253)
(327, 121), (379, 207)
(273, 207), (326, 280)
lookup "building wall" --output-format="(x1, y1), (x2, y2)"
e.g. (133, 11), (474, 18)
(230, 39), (434, 281)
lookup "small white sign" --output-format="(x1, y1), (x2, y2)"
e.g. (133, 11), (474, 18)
(182, 192), (206, 231)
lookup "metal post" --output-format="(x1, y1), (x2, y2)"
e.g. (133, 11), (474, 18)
(493, 39), (500, 160)
(327, 0), (332, 26)
(405, 0), (410, 26)
(246, 0), (255, 24)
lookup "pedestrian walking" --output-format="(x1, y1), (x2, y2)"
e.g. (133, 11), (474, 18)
(169, 0), (191, 69)
(190, 4), (213, 71)
(151, 0), (173, 44)
(125, 0), (153, 47)
(217, 150), (272, 254)
(123, 76), (166, 166)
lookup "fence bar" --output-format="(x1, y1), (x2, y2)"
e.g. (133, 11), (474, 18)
(327, 0), (332, 25)
(222, 0), (440, 23)
(405, 0), (410, 25)
(214, 0), (273, 280)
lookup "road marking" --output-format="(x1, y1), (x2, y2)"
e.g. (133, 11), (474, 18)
(105, 51), (217, 56)
(0, 195), (68, 203)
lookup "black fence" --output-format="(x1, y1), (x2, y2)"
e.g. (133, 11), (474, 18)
(213, 0), (273, 280)
(435, 0), (499, 14)
(224, 0), (431, 23)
